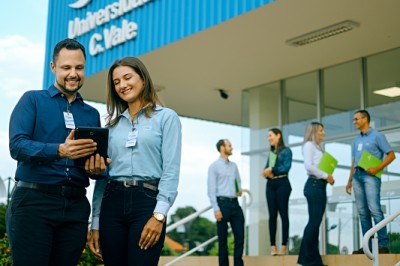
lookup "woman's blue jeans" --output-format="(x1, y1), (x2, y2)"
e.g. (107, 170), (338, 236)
(297, 177), (327, 266)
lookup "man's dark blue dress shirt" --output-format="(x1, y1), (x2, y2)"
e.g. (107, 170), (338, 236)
(9, 85), (103, 187)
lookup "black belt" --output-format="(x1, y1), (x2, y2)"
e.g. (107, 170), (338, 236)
(108, 179), (159, 192)
(16, 181), (86, 197)
(355, 166), (366, 172)
(267, 174), (287, 180)
(217, 196), (238, 202)
(308, 175), (327, 182)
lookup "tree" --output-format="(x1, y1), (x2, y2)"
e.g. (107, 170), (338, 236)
(389, 232), (400, 253)
(0, 204), (7, 238)
(166, 206), (217, 255)
(327, 242), (339, 254)
(208, 233), (235, 256)
(289, 235), (301, 255)
(288, 234), (339, 255)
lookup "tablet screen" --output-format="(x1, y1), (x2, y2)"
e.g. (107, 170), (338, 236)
(74, 127), (109, 167)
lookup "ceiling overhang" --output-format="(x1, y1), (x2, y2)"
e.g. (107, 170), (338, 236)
(83, 0), (400, 126)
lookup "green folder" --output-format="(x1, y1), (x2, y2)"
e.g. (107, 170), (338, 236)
(358, 150), (383, 178)
(234, 179), (240, 193)
(269, 152), (277, 168)
(318, 151), (338, 175)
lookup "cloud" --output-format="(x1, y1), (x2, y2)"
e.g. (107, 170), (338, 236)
(0, 35), (45, 98)
(0, 35), (45, 191)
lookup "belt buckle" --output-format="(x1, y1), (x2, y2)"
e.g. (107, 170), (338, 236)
(123, 180), (138, 187)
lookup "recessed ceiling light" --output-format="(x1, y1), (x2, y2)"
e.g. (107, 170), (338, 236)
(286, 20), (359, 47)
(373, 87), (400, 98)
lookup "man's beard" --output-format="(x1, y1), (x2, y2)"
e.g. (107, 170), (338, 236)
(56, 78), (83, 95)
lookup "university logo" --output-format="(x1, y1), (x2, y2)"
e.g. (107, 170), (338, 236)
(69, 0), (91, 9)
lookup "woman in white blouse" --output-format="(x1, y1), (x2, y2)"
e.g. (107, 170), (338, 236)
(297, 122), (335, 266)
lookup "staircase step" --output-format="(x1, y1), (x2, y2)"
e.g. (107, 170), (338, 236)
(159, 254), (400, 266)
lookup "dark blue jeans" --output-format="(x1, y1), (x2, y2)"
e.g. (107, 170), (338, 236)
(6, 186), (90, 266)
(297, 177), (327, 266)
(99, 183), (166, 266)
(216, 197), (245, 266)
(352, 168), (388, 248)
(266, 177), (292, 246)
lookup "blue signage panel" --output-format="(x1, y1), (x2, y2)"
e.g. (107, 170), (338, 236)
(43, 0), (274, 88)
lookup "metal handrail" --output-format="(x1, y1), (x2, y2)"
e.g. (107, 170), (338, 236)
(166, 206), (212, 233)
(164, 189), (253, 266)
(362, 209), (400, 266)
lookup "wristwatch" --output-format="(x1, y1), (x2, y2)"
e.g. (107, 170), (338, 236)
(153, 212), (166, 223)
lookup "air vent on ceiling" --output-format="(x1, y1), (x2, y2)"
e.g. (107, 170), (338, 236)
(286, 20), (359, 47)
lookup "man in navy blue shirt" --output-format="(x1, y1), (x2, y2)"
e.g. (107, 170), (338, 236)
(6, 39), (107, 266)
(208, 139), (245, 266)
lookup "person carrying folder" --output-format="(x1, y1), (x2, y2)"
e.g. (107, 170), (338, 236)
(346, 110), (396, 254)
(208, 139), (245, 266)
(298, 122), (335, 266)
(262, 128), (292, 256)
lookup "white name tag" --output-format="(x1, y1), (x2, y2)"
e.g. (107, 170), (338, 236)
(63, 112), (75, 129)
(126, 128), (138, 147)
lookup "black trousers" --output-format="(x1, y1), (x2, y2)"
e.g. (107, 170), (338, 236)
(216, 197), (245, 266)
(6, 185), (90, 266)
(99, 183), (166, 266)
(266, 177), (292, 246)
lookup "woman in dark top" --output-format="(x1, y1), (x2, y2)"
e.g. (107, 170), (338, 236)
(262, 128), (292, 256)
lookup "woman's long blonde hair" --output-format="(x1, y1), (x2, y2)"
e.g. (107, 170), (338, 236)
(303, 122), (324, 148)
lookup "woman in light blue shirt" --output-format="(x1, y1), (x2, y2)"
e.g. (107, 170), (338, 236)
(298, 122), (334, 266)
(88, 57), (182, 266)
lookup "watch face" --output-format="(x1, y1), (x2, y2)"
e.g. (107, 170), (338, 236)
(154, 213), (165, 221)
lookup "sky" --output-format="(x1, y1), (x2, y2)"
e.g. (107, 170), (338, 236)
(0, 0), (249, 221)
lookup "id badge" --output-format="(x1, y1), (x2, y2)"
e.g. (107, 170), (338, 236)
(63, 112), (75, 129)
(126, 128), (138, 147)
(357, 143), (363, 151)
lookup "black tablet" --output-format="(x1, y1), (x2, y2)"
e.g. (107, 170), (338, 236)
(74, 127), (109, 167)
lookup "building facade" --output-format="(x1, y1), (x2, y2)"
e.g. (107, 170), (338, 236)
(44, 0), (400, 256)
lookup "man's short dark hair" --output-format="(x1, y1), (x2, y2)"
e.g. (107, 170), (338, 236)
(355, 109), (370, 123)
(216, 139), (226, 152)
(52, 39), (86, 65)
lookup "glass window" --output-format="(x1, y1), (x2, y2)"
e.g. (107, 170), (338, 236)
(367, 48), (400, 128)
(322, 60), (362, 137)
(326, 203), (355, 254)
(283, 71), (318, 139)
(243, 47), (400, 257)
(242, 82), (281, 154)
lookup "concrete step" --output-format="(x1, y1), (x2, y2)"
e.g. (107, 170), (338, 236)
(159, 254), (400, 266)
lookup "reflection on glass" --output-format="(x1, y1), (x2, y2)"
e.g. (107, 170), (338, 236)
(323, 60), (361, 137)
(242, 47), (400, 257)
(284, 72), (318, 137)
(367, 48), (400, 110)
